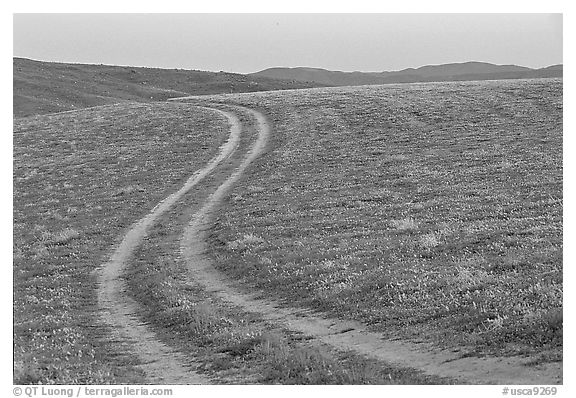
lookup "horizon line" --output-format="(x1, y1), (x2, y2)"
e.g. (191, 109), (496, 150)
(13, 56), (563, 75)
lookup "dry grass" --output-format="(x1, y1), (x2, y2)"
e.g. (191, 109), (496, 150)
(13, 102), (230, 383)
(194, 78), (562, 359)
(391, 218), (419, 231)
(13, 76), (562, 384)
(227, 233), (265, 251)
(123, 163), (452, 384)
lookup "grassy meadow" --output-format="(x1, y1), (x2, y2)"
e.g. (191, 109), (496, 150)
(13, 75), (562, 384)
(122, 106), (449, 384)
(186, 78), (564, 361)
(13, 103), (230, 383)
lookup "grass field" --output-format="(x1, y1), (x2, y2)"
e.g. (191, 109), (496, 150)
(183, 78), (564, 361)
(13, 101), (452, 384)
(122, 105), (452, 384)
(13, 76), (562, 384)
(13, 103), (230, 383)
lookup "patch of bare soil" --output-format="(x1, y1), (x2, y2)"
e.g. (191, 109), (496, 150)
(96, 106), (241, 384)
(181, 106), (562, 385)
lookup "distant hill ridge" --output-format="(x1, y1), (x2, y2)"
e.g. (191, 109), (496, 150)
(251, 61), (562, 86)
(13, 57), (325, 118)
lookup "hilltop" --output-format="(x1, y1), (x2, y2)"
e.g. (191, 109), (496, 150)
(13, 58), (325, 118)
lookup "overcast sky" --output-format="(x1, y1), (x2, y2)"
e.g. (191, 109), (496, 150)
(13, 13), (563, 73)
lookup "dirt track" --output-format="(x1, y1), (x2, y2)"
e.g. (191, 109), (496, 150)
(96, 105), (241, 384)
(179, 105), (562, 385)
(98, 102), (561, 384)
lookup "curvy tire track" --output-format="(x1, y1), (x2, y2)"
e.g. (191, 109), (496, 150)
(181, 105), (562, 385)
(97, 106), (241, 384)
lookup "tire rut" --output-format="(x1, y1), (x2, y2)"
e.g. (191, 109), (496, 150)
(96, 106), (242, 384)
(181, 106), (562, 385)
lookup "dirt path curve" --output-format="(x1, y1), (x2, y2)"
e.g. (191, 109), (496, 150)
(181, 106), (562, 385)
(97, 106), (242, 384)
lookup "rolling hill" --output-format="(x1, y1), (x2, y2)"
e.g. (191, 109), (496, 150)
(13, 58), (326, 118)
(251, 61), (563, 86)
(13, 55), (562, 384)
(14, 58), (563, 118)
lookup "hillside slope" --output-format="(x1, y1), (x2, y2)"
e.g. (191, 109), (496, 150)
(251, 61), (563, 86)
(13, 58), (325, 118)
